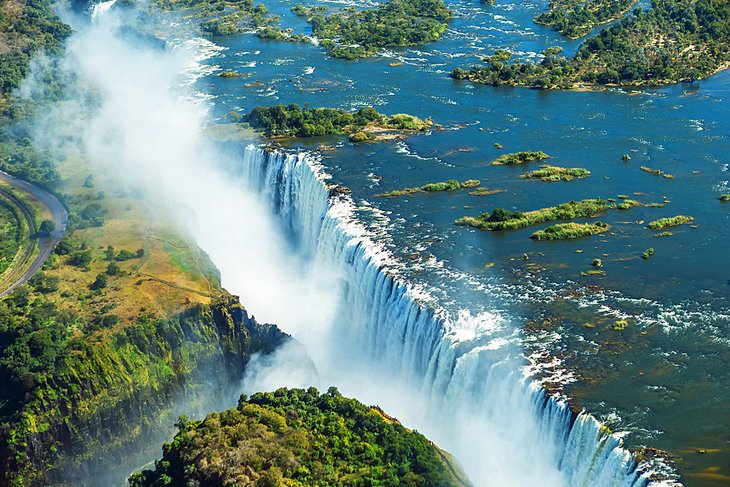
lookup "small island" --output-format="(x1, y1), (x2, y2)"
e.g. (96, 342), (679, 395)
(456, 197), (639, 231)
(647, 215), (693, 230)
(297, 0), (452, 59)
(129, 388), (471, 487)
(490, 151), (550, 166)
(379, 179), (478, 197)
(531, 221), (610, 240)
(720, 194), (730, 202)
(242, 104), (432, 140)
(520, 165), (590, 181)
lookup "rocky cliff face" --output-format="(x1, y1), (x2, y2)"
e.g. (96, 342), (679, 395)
(2, 295), (295, 487)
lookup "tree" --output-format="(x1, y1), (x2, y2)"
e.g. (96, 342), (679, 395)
(89, 274), (107, 290)
(68, 249), (92, 268)
(38, 220), (55, 236)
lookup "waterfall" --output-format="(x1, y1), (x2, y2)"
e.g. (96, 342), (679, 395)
(91, 0), (118, 21)
(230, 145), (652, 487)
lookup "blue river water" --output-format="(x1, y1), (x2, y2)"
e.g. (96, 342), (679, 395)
(177, 0), (730, 484)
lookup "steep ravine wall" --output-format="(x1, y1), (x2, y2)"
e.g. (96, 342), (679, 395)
(1, 295), (293, 487)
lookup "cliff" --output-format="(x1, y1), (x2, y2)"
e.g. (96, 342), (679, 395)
(0, 294), (294, 486)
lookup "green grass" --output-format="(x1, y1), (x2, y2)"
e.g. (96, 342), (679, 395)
(456, 198), (634, 231)
(647, 215), (693, 230)
(379, 179), (480, 197)
(489, 151), (549, 166)
(0, 197), (23, 277)
(616, 199), (642, 210)
(422, 179), (461, 192)
(531, 221), (609, 240)
(520, 165), (590, 181)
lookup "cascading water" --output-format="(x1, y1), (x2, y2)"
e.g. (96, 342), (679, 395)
(230, 145), (653, 487)
(91, 0), (118, 20)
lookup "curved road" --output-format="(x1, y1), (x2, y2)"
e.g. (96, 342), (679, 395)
(0, 171), (68, 298)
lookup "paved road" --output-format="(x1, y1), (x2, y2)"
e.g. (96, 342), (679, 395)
(0, 171), (68, 298)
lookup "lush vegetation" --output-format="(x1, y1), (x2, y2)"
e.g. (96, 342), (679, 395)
(719, 194), (730, 201)
(456, 198), (639, 231)
(489, 151), (550, 166)
(0, 0), (71, 111)
(647, 215), (693, 229)
(531, 221), (609, 240)
(244, 104), (432, 138)
(0, 195), (23, 277)
(301, 0), (452, 59)
(642, 247), (655, 259)
(452, 0), (730, 88)
(520, 165), (591, 181)
(291, 3), (328, 16)
(155, 0), (292, 38)
(535, 0), (637, 38)
(379, 179), (480, 197)
(130, 387), (470, 487)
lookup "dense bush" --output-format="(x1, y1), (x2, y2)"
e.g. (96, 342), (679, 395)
(306, 0), (452, 59)
(246, 104), (382, 136)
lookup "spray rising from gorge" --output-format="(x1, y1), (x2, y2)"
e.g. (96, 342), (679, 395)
(23, 4), (655, 485)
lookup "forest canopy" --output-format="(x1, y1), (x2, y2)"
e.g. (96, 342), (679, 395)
(129, 387), (471, 487)
(453, 0), (730, 88)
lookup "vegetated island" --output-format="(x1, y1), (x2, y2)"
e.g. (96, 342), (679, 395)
(535, 0), (638, 39)
(531, 221), (610, 240)
(294, 0), (452, 59)
(647, 215), (693, 229)
(378, 179), (481, 197)
(455, 197), (640, 231)
(130, 387), (472, 487)
(490, 151), (550, 166)
(452, 0), (730, 89)
(721, 194), (730, 201)
(520, 165), (591, 181)
(155, 0), (307, 41)
(238, 104), (433, 141)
